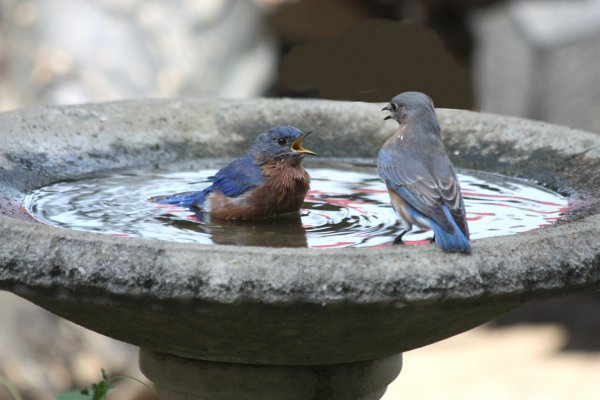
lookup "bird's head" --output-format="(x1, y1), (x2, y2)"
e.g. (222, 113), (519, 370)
(250, 126), (317, 162)
(382, 91), (435, 123)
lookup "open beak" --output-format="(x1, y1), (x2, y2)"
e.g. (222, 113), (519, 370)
(382, 104), (393, 120)
(291, 131), (318, 156)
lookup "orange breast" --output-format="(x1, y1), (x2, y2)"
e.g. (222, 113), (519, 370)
(208, 160), (310, 220)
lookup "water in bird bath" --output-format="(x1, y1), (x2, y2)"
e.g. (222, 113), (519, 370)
(24, 160), (569, 248)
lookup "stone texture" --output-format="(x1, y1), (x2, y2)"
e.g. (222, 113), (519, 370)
(0, 98), (599, 367)
(140, 350), (402, 400)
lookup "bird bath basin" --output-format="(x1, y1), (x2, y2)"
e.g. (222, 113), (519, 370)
(1, 98), (600, 400)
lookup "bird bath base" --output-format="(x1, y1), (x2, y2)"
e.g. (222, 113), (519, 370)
(1, 98), (600, 400)
(140, 349), (402, 400)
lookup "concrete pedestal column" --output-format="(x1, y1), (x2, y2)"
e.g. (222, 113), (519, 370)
(139, 349), (402, 400)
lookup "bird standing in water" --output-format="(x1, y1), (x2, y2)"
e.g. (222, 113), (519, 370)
(378, 92), (471, 253)
(156, 126), (317, 219)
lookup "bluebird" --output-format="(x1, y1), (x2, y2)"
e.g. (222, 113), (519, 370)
(378, 92), (471, 253)
(155, 126), (317, 220)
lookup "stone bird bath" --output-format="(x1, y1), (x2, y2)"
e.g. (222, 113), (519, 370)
(1, 98), (600, 400)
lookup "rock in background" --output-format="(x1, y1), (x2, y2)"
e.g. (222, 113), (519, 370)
(0, 0), (279, 109)
(472, 0), (600, 133)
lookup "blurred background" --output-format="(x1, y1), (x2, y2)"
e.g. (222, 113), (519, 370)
(0, 0), (599, 399)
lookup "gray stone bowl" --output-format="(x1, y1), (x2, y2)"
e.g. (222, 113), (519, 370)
(1, 98), (600, 398)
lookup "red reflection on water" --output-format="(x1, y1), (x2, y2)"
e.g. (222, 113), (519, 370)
(186, 215), (202, 223)
(352, 188), (387, 194)
(461, 190), (564, 207)
(145, 184), (569, 249)
(307, 189), (345, 196)
(467, 211), (496, 222)
(152, 202), (186, 212)
(403, 239), (432, 245)
(305, 192), (371, 215)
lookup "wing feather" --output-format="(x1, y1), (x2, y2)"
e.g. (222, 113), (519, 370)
(207, 155), (264, 198)
(378, 143), (468, 236)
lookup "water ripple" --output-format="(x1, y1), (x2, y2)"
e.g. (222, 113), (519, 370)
(24, 165), (569, 248)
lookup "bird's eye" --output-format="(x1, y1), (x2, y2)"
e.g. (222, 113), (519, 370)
(277, 138), (287, 145)
(391, 103), (398, 111)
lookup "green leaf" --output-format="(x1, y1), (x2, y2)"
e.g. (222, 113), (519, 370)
(54, 369), (155, 400)
(55, 369), (111, 400)
(54, 390), (91, 400)
(94, 381), (110, 400)
(0, 378), (23, 400)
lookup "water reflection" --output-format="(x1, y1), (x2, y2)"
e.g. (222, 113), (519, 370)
(157, 211), (307, 247)
(24, 163), (570, 249)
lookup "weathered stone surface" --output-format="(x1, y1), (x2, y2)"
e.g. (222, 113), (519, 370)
(0, 98), (599, 366)
(140, 350), (402, 400)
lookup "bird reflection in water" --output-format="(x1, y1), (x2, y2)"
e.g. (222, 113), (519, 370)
(155, 211), (308, 247)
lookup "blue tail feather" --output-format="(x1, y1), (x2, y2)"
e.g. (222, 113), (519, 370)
(429, 205), (471, 253)
(154, 190), (208, 207)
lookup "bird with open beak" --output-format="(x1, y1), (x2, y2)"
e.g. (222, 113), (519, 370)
(155, 126), (317, 219)
(378, 91), (471, 253)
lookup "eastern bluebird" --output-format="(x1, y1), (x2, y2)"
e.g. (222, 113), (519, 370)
(155, 126), (317, 219)
(378, 92), (471, 253)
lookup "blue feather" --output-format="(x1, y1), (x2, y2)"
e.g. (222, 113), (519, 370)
(207, 156), (264, 197)
(154, 125), (313, 217)
(155, 191), (207, 207)
(403, 203), (471, 253)
(156, 156), (264, 207)
(430, 205), (471, 253)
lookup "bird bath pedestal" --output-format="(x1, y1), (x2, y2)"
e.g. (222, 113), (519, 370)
(140, 350), (401, 400)
(1, 98), (600, 400)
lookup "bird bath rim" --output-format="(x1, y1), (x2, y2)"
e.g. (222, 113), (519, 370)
(1, 98), (599, 366)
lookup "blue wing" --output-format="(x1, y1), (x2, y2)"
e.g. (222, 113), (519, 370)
(207, 155), (264, 197)
(402, 201), (471, 253)
(377, 142), (468, 237)
(155, 155), (264, 207)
